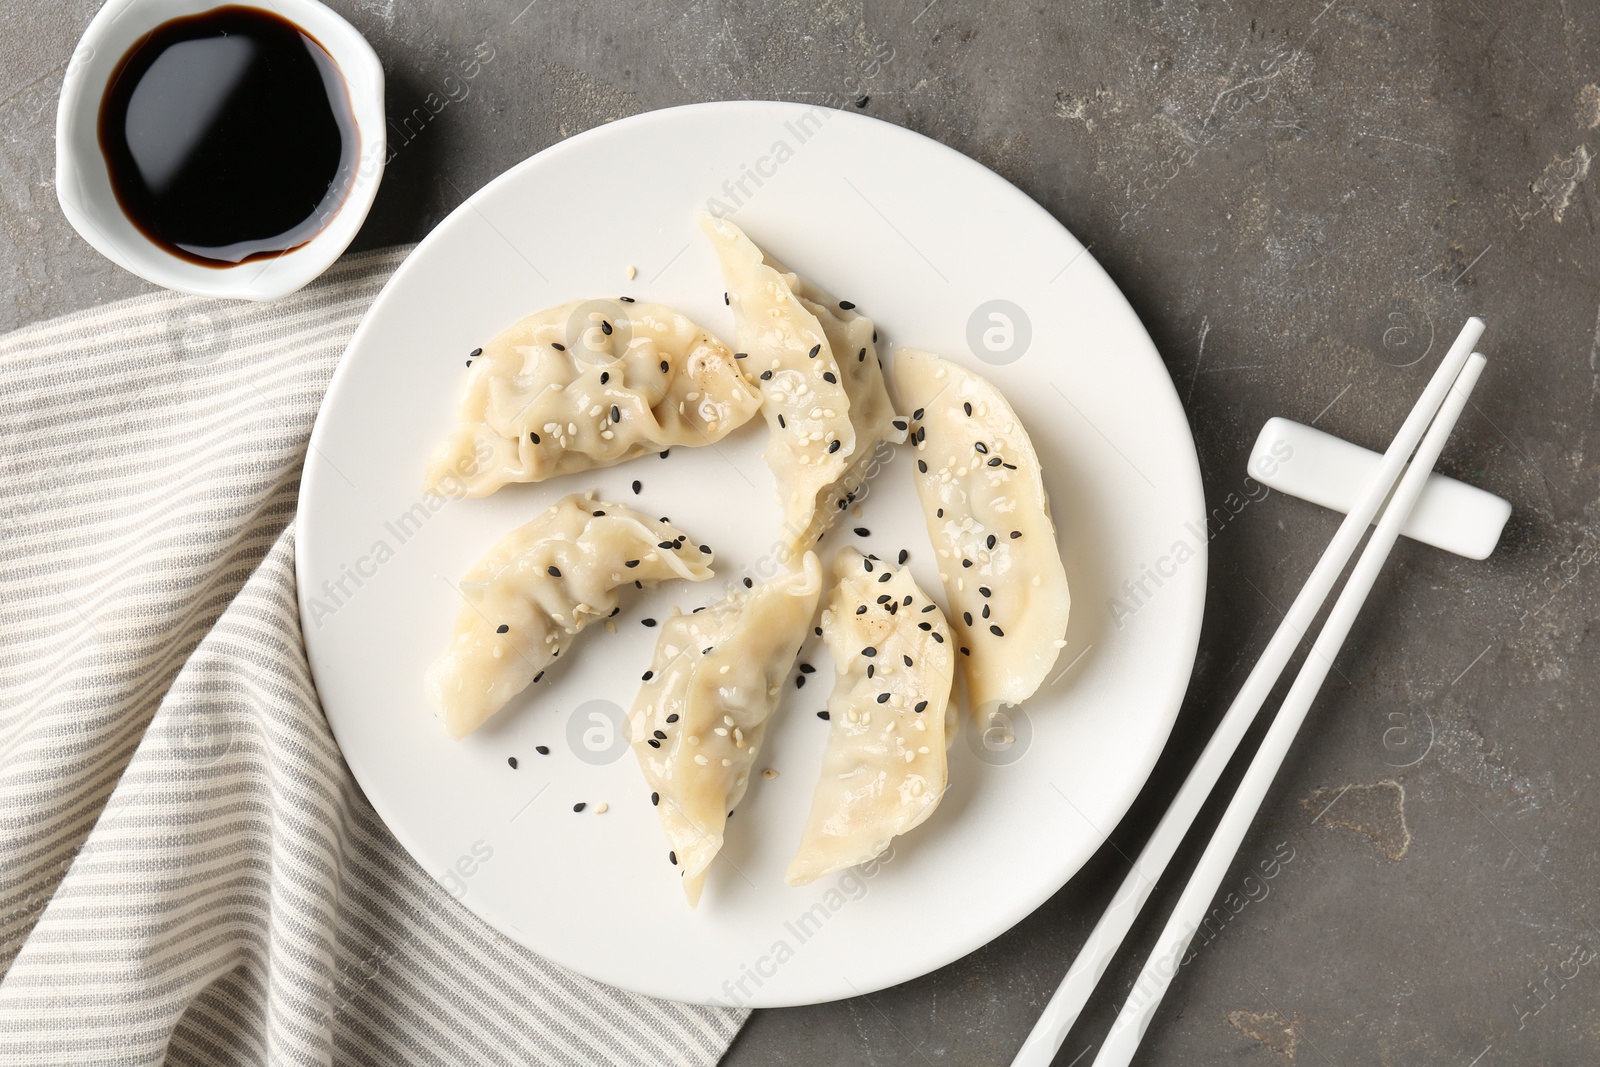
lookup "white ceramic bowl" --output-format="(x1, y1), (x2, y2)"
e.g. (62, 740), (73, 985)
(55, 0), (385, 301)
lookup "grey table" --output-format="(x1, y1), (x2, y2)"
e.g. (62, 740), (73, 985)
(7, 1), (1597, 1063)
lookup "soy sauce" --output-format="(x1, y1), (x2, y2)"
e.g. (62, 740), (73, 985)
(98, 6), (359, 267)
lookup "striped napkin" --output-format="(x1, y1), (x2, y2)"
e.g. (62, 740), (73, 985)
(0, 248), (746, 1066)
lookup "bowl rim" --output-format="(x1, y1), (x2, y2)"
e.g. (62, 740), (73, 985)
(54, 0), (387, 301)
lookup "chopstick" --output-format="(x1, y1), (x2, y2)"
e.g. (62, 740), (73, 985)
(1091, 350), (1487, 1066)
(1009, 318), (1485, 1067)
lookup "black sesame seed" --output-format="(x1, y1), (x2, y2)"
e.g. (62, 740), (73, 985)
(809, 344), (821, 358)
(876, 692), (891, 704)
(877, 594), (891, 604)
(725, 293), (730, 305)
(918, 622), (932, 631)
(547, 566), (561, 577)
(642, 670), (654, 681)
(534, 673), (545, 683)
(600, 320), (613, 335)
(858, 348), (867, 362)
(916, 427), (926, 443)
(734, 351), (746, 359)
(778, 414), (786, 428)
(823, 372), (837, 384)
(990, 624), (1006, 637)
(551, 343), (566, 351)
(815, 626), (824, 636)
(760, 369), (773, 380)
(611, 405), (621, 422)
(642, 618), (657, 627)
(983, 605), (992, 619)
(669, 851), (677, 865)
(917, 459), (928, 473)
(620, 295), (635, 302)
(796, 676), (806, 689)
(800, 663), (816, 674)
(856, 604), (869, 615)
(866, 664), (875, 679)
(893, 419), (907, 432)
(469, 347), (483, 358)
(743, 577), (754, 588)
(1011, 530), (1022, 539)
(536, 745), (550, 754)
(828, 440), (841, 453)
(626, 559), (640, 568)
(963, 402), (973, 416)
(937, 509), (944, 518)
(913, 407), (925, 419)
(660, 360), (670, 373)
(632, 480), (641, 494)
(988, 457), (1003, 467)
(855, 527), (870, 537)
(931, 632), (945, 643)
(863, 559), (874, 572)
(979, 586), (992, 597)
(987, 534), (998, 549)
(666, 714), (679, 724)
(914, 701), (928, 713)
(600, 371), (610, 384)
(888, 602), (899, 615)
(963, 611), (973, 625)
(873, 329), (878, 341)
(609, 606), (620, 617)
(862, 646), (877, 657)
(840, 300), (856, 310)
(531, 432), (541, 444)
(660, 450), (670, 458)
(658, 540), (675, 550)
(922, 604), (936, 613)
(879, 572), (892, 583)
(466, 360), (472, 367)
(817, 710), (830, 720)
(962, 559), (973, 568)
(574, 802), (587, 812)
(1004, 462), (1018, 470)
(508, 756), (518, 769)
(647, 738), (661, 748)
(593, 509), (605, 516)
(961, 646), (971, 655)
(975, 441), (988, 454)
(653, 729), (667, 740)
(496, 624), (509, 634)
(903, 654), (914, 667)
(652, 791), (660, 805)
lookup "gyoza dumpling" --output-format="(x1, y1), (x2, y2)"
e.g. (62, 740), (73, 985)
(423, 299), (761, 496)
(788, 265), (909, 543)
(787, 549), (954, 885)
(697, 214), (861, 562)
(630, 552), (822, 905)
(425, 492), (714, 738)
(895, 348), (1071, 715)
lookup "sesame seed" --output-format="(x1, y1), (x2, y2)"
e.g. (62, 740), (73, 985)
(800, 663), (816, 674)
(962, 559), (973, 568)
(660, 360), (670, 373)
(536, 745), (550, 754)
(863, 559), (874, 572)
(743, 577), (754, 588)
(725, 293), (730, 305)
(611, 405), (621, 423)
(666, 714), (679, 723)
(530, 432), (541, 443)
(840, 300), (856, 310)
(876, 692), (891, 704)
(858, 348), (867, 362)
(619, 295), (635, 303)
(856, 604), (868, 615)
(991, 624), (1006, 636)
(937, 509), (944, 517)
(653, 729), (667, 740)
(660, 449), (670, 459)
(625, 559), (639, 568)
(913, 407), (925, 419)
(828, 440), (841, 453)
(796, 676), (806, 689)
(963, 402), (973, 416)
(914, 701), (928, 713)
(809, 344), (821, 358)
(917, 459), (928, 473)
(760, 370), (773, 380)
(547, 566), (561, 577)
(963, 611), (973, 625)
(507, 756), (518, 769)
(987, 534), (998, 549)
(600, 320), (613, 335)
(534, 672), (545, 683)
(600, 371), (610, 384)
(778, 413), (786, 428)
(893, 419), (907, 431)
(573, 802), (587, 812)
(658, 541), (675, 550)
(903, 654), (913, 667)
(817, 710), (830, 720)
(862, 646), (877, 657)
(669, 851), (677, 865)
(642, 670), (654, 680)
(642, 618), (657, 627)
(593, 509), (605, 516)
(988, 457), (1003, 467)
(854, 527), (870, 536)
(979, 586), (992, 597)
(961, 646), (971, 655)
(975, 441), (988, 453)
(898, 550), (910, 564)
(922, 604), (936, 613)
(983, 605), (991, 619)
(469, 347), (483, 358)
(647, 738), (660, 748)
(815, 626), (824, 636)
(734, 351), (746, 359)
(651, 791), (660, 805)
(877, 594), (891, 604)
(866, 664), (875, 679)
(632, 480), (641, 494)
(879, 572), (892, 583)
(823, 372), (837, 384)
(918, 622), (932, 631)
(552, 343), (566, 351)
(931, 632), (945, 643)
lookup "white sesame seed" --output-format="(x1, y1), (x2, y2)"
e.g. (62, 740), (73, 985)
(695, 754), (709, 766)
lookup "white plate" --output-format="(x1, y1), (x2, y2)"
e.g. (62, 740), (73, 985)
(297, 101), (1206, 1008)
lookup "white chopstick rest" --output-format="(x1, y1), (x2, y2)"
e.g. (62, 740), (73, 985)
(1250, 417), (1510, 559)
(1008, 318), (1486, 1067)
(1091, 354), (1489, 1067)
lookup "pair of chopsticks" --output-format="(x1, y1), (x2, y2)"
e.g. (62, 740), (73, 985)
(1012, 319), (1489, 1067)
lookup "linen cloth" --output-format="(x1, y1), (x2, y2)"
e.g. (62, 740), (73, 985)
(0, 248), (747, 1065)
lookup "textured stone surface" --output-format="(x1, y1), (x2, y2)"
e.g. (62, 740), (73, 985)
(6, 1), (1599, 1063)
